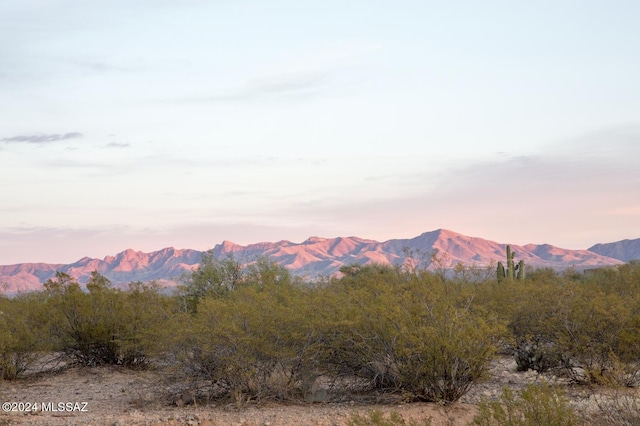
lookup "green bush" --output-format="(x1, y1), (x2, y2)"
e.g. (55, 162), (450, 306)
(472, 383), (579, 426)
(177, 252), (243, 312)
(505, 278), (566, 372)
(172, 258), (322, 402)
(319, 265), (501, 403)
(486, 263), (640, 384)
(173, 260), (500, 404)
(119, 280), (174, 367)
(44, 271), (169, 367)
(559, 264), (640, 385)
(347, 409), (432, 426)
(0, 292), (50, 379)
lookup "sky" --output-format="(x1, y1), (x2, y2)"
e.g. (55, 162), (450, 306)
(1, 1), (639, 264)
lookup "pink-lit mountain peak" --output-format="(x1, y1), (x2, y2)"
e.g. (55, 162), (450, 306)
(1, 230), (634, 293)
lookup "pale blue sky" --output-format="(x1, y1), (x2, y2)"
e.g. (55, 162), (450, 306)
(1, 1), (639, 264)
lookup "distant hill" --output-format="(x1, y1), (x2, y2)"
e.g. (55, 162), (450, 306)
(588, 237), (640, 262)
(0, 229), (625, 293)
(211, 229), (622, 277)
(0, 248), (202, 293)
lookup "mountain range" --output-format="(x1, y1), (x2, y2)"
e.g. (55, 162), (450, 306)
(1, 229), (638, 293)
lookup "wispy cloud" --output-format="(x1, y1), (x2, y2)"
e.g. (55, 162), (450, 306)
(104, 142), (131, 149)
(0, 225), (135, 264)
(244, 72), (330, 97)
(171, 71), (332, 104)
(1, 132), (83, 144)
(280, 126), (640, 249)
(34, 152), (285, 180)
(64, 58), (131, 74)
(0, 222), (311, 265)
(152, 39), (383, 105)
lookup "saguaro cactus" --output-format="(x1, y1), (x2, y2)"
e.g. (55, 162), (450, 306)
(497, 245), (525, 281)
(517, 260), (526, 280)
(506, 245), (515, 280)
(496, 262), (506, 282)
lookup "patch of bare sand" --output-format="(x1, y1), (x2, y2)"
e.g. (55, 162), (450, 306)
(0, 366), (474, 426)
(1, 357), (639, 425)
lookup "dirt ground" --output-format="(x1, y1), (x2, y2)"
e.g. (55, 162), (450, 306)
(0, 363), (475, 426)
(1, 357), (637, 425)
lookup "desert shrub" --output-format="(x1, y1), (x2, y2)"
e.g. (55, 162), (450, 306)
(174, 259), (501, 404)
(566, 263), (640, 385)
(319, 264), (501, 403)
(172, 258), (323, 402)
(472, 383), (579, 426)
(347, 409), (432, 426)
(316, 264), (409, 390)
(555, 289), (638, 384)
(170, 258), (640, 405)
(177, 252), (243, 312)
(503, 278), (566, 372)
(588, 389), (640, 426)
(541, 265), (640, 385)
(513, 337), (563, 374)
(0, 292), (50, 379)
(118, 280), (174, 367)
(44, 271), (169, 367)
(45, 271), (123, 365)
(497, 263), (640, 384)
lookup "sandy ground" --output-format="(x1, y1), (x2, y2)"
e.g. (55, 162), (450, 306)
(1, 357), (637, 425)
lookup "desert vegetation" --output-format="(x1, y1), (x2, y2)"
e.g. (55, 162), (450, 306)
(2, 253), (640, 423)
